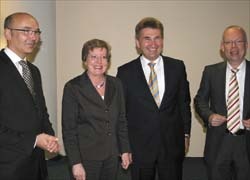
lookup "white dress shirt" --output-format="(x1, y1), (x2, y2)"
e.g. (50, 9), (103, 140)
(140, 55), (165, 102)
(4, 47), (27, 77)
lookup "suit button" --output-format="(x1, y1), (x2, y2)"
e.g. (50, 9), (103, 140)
(107, 132), (112, 136)
(105, 109), (109, 112)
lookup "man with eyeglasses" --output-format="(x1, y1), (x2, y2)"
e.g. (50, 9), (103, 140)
(0, 12), (59, 180)
(194, 25), (250, 180)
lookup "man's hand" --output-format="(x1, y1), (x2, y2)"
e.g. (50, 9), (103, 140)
(208, 114), (227, 127)
(121, 152), (132, 169)
(185, 136), (190, 154)
(243, 119), (250, 130)
(36, 133), (60, 153)
(72, 163), (86, 180)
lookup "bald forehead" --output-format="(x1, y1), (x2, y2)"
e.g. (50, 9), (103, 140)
(223, 27), (247, 42)
(8, 13), (39, 29)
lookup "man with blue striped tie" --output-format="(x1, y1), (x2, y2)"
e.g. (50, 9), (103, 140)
(117, 17), (191, 180)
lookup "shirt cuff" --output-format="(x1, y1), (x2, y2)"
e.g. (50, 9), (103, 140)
(34, 136), (37, 148)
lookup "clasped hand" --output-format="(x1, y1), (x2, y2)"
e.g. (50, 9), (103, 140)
(36, 133), (60, 153)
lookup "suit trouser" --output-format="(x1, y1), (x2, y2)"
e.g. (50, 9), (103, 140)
(131, 147), (183, 180)
(70, 156), (119, 180)
(210, 133), (250, 180)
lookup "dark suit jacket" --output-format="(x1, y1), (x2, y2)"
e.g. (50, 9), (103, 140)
(62, 72), (130, 166)
(117, 55), (191, 164)
(0, 49), (54, 180)
(194, 60), (250, 165)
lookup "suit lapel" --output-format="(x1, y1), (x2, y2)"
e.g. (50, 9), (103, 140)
(79, 72), (103, 104)
(243, 60), (250, 119)
(104, 76), (115, 107)
(161, 57), (176, 109)
(135, 58), (149, 86)
(0, 50), (34, 100)
(161, 58), (169, 107)
(216, 62), (227, 113)
(79, 72), (113, 107)
(134, 57), (159, 107)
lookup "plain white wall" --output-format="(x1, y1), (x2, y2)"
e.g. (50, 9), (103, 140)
(56, 0), (250, 156)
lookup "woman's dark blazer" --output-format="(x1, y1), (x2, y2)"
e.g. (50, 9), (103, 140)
(62, 72), (130, 166)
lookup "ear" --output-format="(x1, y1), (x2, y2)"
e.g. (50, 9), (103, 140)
(245, 41), (248, 50)
(4, 29), (12, 41)
(220, 41), (225, 53)
(135, 38), (140, 49)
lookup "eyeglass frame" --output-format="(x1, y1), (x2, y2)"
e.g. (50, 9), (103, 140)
(223, 40), (246, 47)
(7, 27), (42, 36)
(87, 54), (108, 62)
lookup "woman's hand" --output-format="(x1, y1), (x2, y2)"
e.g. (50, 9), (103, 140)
(72, 163), (86, 180)
(121, 152), (132, 169)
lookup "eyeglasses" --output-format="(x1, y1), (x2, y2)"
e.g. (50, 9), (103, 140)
(8, 28), (41, 36)
(223, 40), (245, 47)
(88, 55), (108, 62)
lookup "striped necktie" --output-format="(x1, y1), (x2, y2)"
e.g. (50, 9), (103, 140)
(148, 63), (160, 107)
(227, 69), (240, 134)
(19, 60), (35, 96)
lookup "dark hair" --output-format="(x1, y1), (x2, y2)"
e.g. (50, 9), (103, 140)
(82, 39), (111, 62)
(135, 17), (164, 39)
(4, 14), (13, 29)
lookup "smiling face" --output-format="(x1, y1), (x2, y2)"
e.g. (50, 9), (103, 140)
(85, 47), (109, 78)
(221, 27), (248, 66)
(4, 13), (40, 59)
(136, 27), (163, 61)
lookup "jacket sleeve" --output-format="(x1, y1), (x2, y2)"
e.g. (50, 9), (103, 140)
(178, 61), (192, 135)
(62, 82), (82, 166)
(194, 66), (214, 127)
(35, 67), (54, 135)
(116, 79), (131, 154)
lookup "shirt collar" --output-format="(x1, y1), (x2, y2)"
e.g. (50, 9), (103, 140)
(227, 60), (246, 72)
(140, 55), (162, 68)
(4, 47), (27, 64)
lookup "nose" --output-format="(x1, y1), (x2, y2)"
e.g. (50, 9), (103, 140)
(96, 58), (102, 63)
(231, 41), (237, 47)
(28, 33), (38, 40)
(149, 39), (157, 47)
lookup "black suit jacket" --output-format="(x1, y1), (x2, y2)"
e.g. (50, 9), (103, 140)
(62, 72), (130, 166)
(117, 55), (191, 164)
(0, 49), (54, 180)
(194, 60), (250, 165)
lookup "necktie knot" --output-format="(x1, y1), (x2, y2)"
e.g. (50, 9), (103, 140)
(148, 63), (156, 69)
(231, 68), (239, 74)
(19, 60), (29, 69)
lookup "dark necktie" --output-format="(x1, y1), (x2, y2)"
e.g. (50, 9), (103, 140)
(19, 60), (35, 96)
(227, 69), (240, 133)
